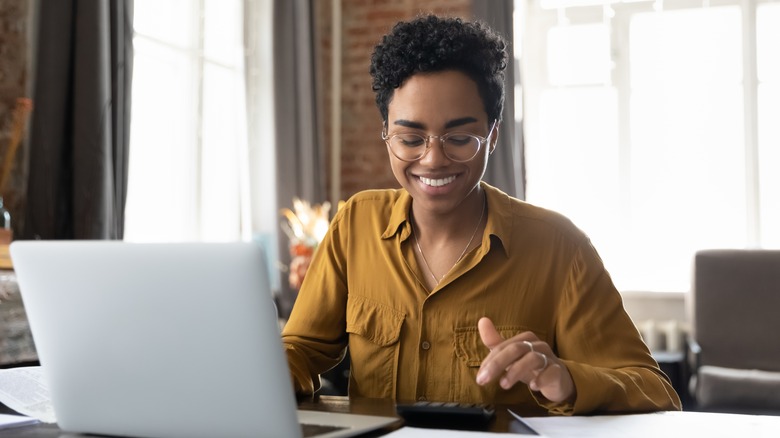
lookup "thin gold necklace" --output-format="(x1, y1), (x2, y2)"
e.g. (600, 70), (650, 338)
(412, 194), (486, 284)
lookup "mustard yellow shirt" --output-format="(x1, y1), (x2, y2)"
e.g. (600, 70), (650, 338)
(282, 182), (681, 415)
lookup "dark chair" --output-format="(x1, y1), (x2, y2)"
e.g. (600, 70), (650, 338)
(688, 249), (780, 414)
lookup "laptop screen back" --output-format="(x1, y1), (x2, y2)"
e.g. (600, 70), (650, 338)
(11, 241), (301, 438)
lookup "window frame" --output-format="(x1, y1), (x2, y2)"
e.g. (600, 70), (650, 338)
(517, 0), (775, 293)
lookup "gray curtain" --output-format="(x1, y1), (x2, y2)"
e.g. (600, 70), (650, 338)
(473, 0), (526, 200)
(24, 0), (133, 240)
(273, 0), (326, 315)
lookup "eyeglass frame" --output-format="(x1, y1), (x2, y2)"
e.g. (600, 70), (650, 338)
(381, 120), (498, 163)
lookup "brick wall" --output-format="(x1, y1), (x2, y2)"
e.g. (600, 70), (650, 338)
(316, 0), (473, 201)
(0, 1), (31, 236)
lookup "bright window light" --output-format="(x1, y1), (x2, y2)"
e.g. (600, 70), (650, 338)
(518, 0), (780, 293)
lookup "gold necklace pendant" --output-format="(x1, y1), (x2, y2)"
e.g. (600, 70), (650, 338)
(411, 194), (486, 285)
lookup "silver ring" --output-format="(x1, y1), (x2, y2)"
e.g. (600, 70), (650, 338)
(540, 353), (548, 370)
(523, 340), (534, 353)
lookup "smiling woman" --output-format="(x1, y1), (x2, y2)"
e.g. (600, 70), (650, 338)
(282, 14), (681, 414)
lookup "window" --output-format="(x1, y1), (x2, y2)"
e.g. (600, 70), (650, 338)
(126, 0), (275, 243)
(517, 0), (780, 292)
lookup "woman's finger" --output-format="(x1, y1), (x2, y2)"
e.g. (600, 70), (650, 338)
(499, 349), (549, 389)
(477, 317), (504, 350)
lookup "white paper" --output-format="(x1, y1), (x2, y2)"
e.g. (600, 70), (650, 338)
(0, 413), (38, 429)
(381, 411), (780, 437)
(523, 410), (780, 438)
(0, 366), (56, 423)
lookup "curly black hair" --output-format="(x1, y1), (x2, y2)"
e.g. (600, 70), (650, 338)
(369, 15), (508, 125)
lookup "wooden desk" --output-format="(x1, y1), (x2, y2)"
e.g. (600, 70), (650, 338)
(4, 395), (780, 437)
(298, 395), (538, 434)
(0, 395), (532, 437)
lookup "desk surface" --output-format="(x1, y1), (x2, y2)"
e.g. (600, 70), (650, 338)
(3, 395), (780, 437)
(297, 396), (536, 434)
(0, 395), (527, 437)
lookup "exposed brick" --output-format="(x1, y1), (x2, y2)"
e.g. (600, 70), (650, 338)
(317, 0), (472, 199)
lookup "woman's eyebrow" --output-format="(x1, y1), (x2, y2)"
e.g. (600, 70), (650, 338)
(392, 119), (425, 129)
(444, 117), (478, 129)
(392, 117), (479, 130)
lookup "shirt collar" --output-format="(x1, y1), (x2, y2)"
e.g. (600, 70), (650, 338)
(380, 182), (513, 258)
(382, 190), (413, 241)
(481, 182), (512, 258)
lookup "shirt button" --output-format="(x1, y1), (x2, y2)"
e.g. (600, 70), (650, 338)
(421, 341), (431, 350)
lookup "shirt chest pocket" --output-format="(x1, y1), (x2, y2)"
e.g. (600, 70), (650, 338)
(452, 325), (542, 404)
(346, 296), (405, 399)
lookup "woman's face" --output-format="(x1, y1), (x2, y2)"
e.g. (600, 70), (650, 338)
(385, 70), (497, 216)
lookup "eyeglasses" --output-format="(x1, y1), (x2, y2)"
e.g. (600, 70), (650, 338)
(381, 121), (497, 163)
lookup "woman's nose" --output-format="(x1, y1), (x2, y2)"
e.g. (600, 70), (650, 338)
(418, 136), (450, 166)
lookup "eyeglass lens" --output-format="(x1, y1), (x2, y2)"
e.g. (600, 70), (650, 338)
(387, 133), (481, 162)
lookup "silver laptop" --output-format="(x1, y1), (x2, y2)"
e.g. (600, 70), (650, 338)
(10, 241), (397, 438)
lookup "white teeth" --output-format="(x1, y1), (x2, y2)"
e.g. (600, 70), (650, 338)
(420, 175), (456, 187)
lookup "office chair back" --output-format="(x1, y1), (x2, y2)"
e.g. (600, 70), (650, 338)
(690, 249), (780, 414)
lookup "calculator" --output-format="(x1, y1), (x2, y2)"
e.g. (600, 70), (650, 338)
(395, 401), (496, 429)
